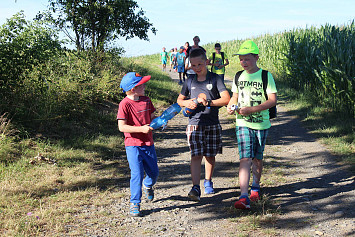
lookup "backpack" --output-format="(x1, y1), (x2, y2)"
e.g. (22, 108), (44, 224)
(234, 70), (277, 119)
(211, 52), (224, 72)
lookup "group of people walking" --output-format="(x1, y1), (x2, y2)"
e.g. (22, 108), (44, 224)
(118, 39), (277, 217)
(161, 36), (229, 85)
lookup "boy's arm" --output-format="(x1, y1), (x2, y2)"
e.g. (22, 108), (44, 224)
(238, 93), (277, 116)
(118, 119), (152, 134)
(207, 90), (230, 107)
(220, 58), (229, 68)
(227, 92), (238, 114)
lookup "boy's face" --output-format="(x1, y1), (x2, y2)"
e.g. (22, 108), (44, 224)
(215, 47), (221, 53)
(190, 56), (208, 76)
(239, 54), (259, 72)
(132, 84), (145, 96)
(179, 48), (183, 53)
(193, 37), (200, 45)
(162, 47), (166, 51)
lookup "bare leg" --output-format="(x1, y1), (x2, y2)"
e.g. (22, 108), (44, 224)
(252, 158), (263, 185)
(191, 155), (203, 185)
(204, 156), (215, 180)
(239, 158), (252, 195)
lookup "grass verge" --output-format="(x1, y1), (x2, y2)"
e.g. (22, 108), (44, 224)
(0, 58), (179, 236)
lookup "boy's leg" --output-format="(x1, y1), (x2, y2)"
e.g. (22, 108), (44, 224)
(186, 125), (204, 201)
(251, 158), (263, 186)
(204, 156), (215, 180)
(142, 145), (159, 188)
(125, 146), (144, 204)
(250, 129), (268, 201)
(239, 158), (252, 195)
(191, 155), (203, 185)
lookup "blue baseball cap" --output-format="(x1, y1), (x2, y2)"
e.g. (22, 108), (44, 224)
(120, 72), (151, 92)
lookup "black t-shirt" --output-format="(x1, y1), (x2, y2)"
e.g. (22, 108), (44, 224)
(180, 71), (227, 125)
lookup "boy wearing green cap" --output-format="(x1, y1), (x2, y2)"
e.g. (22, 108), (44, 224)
(227, 40), (277, 209)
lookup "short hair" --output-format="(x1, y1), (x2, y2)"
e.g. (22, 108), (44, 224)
(215, 43), (221, 48)
(189, 48), (207, 60)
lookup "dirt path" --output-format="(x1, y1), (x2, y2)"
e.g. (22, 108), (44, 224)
(83, 70), (354, 237)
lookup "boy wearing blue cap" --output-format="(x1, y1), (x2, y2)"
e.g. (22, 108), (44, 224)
(117, 72), (159, 217)
(227, 40), (277, 209)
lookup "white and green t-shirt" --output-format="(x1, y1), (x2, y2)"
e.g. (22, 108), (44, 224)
(231, 69), (277, 130)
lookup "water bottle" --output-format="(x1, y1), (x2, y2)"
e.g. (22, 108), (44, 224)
(182, 99), (198, 117)
(150, 103), (181, 129)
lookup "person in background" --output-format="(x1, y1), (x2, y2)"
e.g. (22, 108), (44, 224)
(208, 43), (229, 82)
(160, 47), (168, 71)
(176, 46), (186, 84)
(191, 36), (206, 53)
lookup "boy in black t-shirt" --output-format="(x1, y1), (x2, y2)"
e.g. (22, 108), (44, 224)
(177, 49), (230, 201)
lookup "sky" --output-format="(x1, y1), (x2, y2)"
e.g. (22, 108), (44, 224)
(1, 0), (354, 57)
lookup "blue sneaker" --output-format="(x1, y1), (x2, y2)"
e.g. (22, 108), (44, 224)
(143, 185), (154, 202)
(188, 185), (201, 201)
(129, 203), (141, 217)
(204, 179), (215, 194)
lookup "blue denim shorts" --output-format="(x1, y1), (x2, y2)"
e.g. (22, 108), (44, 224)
(236, 127), (268, 160)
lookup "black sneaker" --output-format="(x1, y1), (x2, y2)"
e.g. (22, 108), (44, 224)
(188, 185), (201, 201)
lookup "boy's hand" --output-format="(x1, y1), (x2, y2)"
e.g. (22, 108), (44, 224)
(197, 97), (207, 106)
(238, 107), (253, 116)
(197, 93), (207, 106)
(186, 98), (198, 109)
(226, 104), (235, 114)
(142, 124), (153, 133)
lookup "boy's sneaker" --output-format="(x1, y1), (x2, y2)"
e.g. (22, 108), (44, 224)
(129, 203), (141, 217)
(204, 179), (215, 194)
(188, 185), (201, 201)
(143, 185), (154, 202)
(234, 196), (250, 210)
(250, 187), (261, 202)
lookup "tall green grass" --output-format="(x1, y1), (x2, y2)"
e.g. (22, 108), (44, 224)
(205, 21), (355, 116)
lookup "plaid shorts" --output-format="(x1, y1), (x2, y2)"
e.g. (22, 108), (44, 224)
(236, 126), (269, 160)
(186, 124), (222, 157)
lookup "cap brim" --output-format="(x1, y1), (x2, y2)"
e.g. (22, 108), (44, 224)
(136, 75), (151, 86)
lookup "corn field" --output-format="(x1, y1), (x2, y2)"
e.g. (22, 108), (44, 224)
(205, 21), (355, 116)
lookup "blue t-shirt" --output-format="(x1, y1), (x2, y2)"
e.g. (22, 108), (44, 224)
(180, 72), (227, 125)
(176, 52), (186, 66)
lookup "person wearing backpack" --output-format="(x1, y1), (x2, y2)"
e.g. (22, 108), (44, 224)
(226, 40), (277, 210)
(177, 48), (230, 201)
(208, 43), (229, 82)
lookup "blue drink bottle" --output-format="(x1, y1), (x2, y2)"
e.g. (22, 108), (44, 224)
(150, 103), (181, 129)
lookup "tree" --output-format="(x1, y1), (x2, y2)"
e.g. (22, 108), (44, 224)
(0, 11), (61, 95)
(46, 0), (156, 52)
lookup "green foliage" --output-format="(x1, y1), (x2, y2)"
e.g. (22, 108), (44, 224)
(0, 11), (62, 101)
(45, 0), (156, 51)
(205, 21), (355, 116)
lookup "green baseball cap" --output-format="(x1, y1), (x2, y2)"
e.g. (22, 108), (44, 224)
(234, 40), (259, 55)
